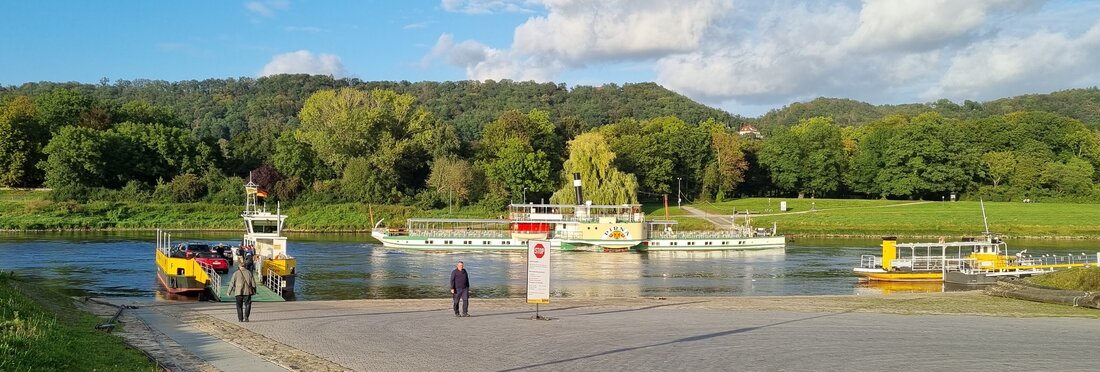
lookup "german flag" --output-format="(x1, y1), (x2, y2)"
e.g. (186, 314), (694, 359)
(256, 189), (269, 198)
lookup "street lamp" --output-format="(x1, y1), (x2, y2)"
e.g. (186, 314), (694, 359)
(522, 187), (528, 204)
(677, 177), (682, 208)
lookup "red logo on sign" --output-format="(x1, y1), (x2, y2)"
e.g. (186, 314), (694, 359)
(534, 243), (546, 258)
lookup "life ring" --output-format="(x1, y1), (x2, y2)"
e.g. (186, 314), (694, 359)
(275, 253), (286, 259)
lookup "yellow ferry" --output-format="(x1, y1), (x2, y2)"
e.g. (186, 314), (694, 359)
(854, 235), (1100, 282)
(855, 201), (1099, 283)
(153, 229), (212, 294)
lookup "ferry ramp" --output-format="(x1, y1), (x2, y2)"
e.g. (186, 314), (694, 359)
(207, 267), (284, 302)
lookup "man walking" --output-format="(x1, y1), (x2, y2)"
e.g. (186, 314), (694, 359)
(450, 261), (470, 317)
(226, 261), (256, 322)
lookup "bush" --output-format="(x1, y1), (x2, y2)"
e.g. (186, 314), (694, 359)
(46, 185), (92, 203)
(158, 173), (206, 202)
(203, 172), (245, 205)
(274, 176), (304, 201)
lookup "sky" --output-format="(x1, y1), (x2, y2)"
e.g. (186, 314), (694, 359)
(2, 0), (1099, 116)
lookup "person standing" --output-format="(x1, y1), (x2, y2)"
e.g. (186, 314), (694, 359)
(450, 261), (470, 317)
(226, 261), (256, 322)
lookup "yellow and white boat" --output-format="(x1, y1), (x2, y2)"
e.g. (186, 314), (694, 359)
(238, 181), (296, 296)
(855, 201), (1099, 283)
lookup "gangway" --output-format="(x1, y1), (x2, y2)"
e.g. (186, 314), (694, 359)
(209, 265), (285, 302)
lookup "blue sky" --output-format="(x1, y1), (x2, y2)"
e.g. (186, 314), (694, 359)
(2, 0), (1099, 116)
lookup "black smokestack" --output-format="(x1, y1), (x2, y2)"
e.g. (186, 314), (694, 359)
(573, 173), (583, 205)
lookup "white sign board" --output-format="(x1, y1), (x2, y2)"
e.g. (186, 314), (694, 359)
(526, 240), (551, 304)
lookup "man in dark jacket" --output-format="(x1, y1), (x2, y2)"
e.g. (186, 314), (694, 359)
(450, 261), (470, 317)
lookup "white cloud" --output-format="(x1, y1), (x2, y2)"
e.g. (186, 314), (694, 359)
(655, 2), (859, 103)
(930, 21), (1100, 100)
(284, 26), (324, 33)
(429, 0), (1100, 114)
(845, 0), (1043, 52)
(512, 0), (732, 64)
(423, 34), (558, 81)
(245, 0), (289, 18)
(403, 21), (433, 30)
(441, 0), (535, 14)
(259, 50), (348, 77)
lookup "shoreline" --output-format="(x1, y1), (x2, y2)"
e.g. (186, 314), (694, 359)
(5, 228), (1100, 240)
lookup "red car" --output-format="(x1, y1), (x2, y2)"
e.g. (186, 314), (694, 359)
(177, 243), (230, 274)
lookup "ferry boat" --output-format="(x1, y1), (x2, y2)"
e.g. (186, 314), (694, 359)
(154, 229), (211, 294)
(371, 174), (785, 252)
(237, 181), (296, 296)
(854, 202), (1099, 282)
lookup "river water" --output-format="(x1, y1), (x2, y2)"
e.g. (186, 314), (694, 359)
(1, 232), (1096, 300)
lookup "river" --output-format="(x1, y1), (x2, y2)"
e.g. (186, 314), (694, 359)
(1, 232), (1096, 300)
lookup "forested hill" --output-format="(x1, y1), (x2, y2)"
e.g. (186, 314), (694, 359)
(755, 88), (1100, 130)
(0, 75), (737, 142)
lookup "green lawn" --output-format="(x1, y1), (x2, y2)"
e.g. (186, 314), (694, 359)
(0, 272), (156, 371)
(682, 198), (1100, 237)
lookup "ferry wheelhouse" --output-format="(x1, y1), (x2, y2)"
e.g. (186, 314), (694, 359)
(239, 182), (296, 295)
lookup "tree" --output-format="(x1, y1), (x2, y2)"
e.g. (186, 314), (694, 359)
(34, 88), (93, 132)
(0, 97), (48, 187)
(759, 117), (845, 197)
(550, 132), (638, 205)
(481, 138), (554, 202)
(1041, 157), (1094, 196)
(981, 151), (1016, 189)
(707, 127), (750, 199)
(874, 113), (976, 198)
(272, 131), (327, 182)
(39, 126), (111, 188)
(846, 116), (904, 197)
(427, 157), (476, 205)
(298, 88), (456, 199)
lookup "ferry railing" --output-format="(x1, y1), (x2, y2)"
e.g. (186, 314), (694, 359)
(266, 268), (283, 294)
(890, 256), (968, 271)
(859, 255), (881, 269)
(550, 230), (582, 239)
(203, 265), (222, 296)
(408, 229), (511, 238)
(511, 213), (643, 223)
(648, 230), (754, 239)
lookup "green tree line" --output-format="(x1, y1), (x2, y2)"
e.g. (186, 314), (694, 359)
(2, 77), (1099, 208)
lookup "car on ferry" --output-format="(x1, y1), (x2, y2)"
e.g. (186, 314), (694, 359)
(174, 242), (230, 274)
(211, 243), (235, 265)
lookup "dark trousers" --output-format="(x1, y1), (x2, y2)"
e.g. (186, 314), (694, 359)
(453, 287), (469, 315)
(235, 295), (252, 321)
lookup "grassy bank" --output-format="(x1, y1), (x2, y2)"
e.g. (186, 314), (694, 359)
(5, 190), (1100, 238)
(0, 271), (156, 371)
(691, 198), (1100, 238)
(1025, 267), (1100, 291)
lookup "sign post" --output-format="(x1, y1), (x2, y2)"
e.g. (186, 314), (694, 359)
(526, 240), (551, 320)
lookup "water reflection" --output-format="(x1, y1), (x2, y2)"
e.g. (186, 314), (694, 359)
(855, 281), (944, 295)
(1, 232), (1097, 300)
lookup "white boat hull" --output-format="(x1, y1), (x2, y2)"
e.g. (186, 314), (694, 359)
(371, 229), (786, 252)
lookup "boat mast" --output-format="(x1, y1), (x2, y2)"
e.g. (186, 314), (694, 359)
(980, 198), (990, 236)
